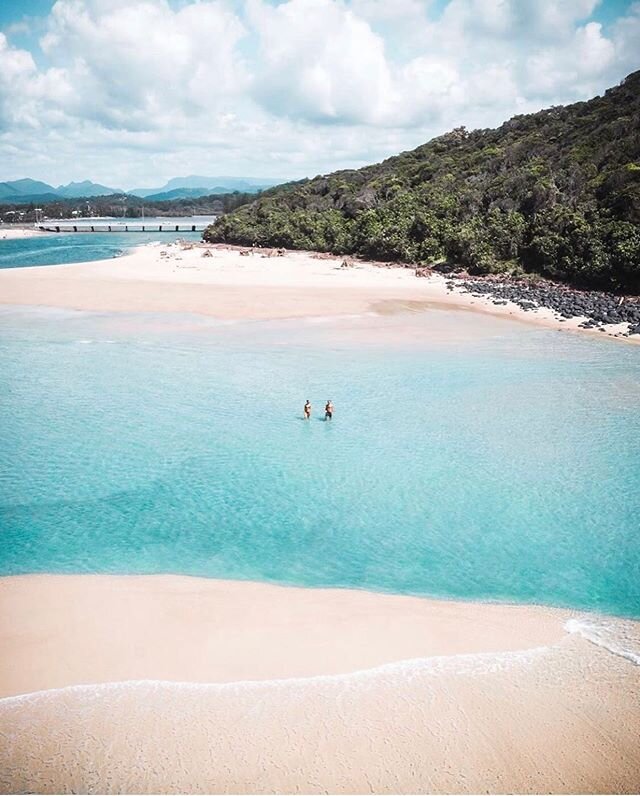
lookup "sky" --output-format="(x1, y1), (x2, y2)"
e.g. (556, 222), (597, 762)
(0, 0), (639, 190)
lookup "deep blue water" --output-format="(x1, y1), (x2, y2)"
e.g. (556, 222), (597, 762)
(1, 307), (639, 618)
(0, 230), (202, 269)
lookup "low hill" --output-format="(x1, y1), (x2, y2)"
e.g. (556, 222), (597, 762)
(205, 71), (640, 293)
(56, 180), (121, 198)
(130, 176), (283, 198)
(0, 176), (282, 204)
(0, 179), (57, 199)
(143, 187), (239, 202)
(0, 190), (255, 223)
(0, 179), (122, 203)
(2, 193), (65, 204)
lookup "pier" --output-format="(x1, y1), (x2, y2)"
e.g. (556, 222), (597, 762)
(37, 221), (211, 233)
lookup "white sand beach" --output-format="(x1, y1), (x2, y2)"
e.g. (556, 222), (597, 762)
(0, 575), (638, 794)
(0, 575), (572, 697)
(0, 227), (50, 240)
(0, 240), (636, 342)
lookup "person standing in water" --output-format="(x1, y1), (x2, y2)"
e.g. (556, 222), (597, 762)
(304, 400), (312, 420)
(325, 400), (334, 420)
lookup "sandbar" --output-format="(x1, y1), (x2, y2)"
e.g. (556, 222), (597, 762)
(0, 574), (572, 697)
(0, 575), (638, 793)
(0, 227), (50, 240)
(0, 241), (636, 342)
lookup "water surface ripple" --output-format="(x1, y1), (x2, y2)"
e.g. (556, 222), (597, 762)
(1, 308), (639, 617)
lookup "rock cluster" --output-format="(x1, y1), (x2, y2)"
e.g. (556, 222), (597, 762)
(443, 275), (640, 336)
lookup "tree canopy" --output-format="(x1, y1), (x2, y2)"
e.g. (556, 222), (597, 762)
(205, 71), (640, 293)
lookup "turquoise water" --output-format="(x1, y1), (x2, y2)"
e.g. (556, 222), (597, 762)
(0, 230), (201, 269)
(0, 307), (639, 617)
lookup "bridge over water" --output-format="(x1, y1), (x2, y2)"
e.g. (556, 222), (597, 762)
(38, 219), (213, 233)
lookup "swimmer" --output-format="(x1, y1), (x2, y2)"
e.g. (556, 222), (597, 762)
(304, 399), (312, 420)
(324, 400), (333, 420)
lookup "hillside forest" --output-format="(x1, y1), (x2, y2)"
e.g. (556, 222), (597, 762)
(205, 71), (640, 293)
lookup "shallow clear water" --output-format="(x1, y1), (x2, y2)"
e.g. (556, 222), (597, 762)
(1, 307), (639, 617)
(0, 230), (202, 269)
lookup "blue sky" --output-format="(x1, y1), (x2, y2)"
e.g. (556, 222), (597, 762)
(0, 0), (638, 189)
(0, 0), (634, 27)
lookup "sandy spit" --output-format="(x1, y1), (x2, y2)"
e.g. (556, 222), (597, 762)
(0, 227), (51, 240)
(0, 574), (571, 697)
(0, 240), (636, 343)
(1, 575), (639, 793)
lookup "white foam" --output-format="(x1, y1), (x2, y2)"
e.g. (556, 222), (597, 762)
(565, 615), (640, 666)
(74, 338), (118, 344)
(0, 644), (553, 707)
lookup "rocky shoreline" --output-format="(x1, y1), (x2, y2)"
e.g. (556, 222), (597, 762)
(436, 272), (640, 337)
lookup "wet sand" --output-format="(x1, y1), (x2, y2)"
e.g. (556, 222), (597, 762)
(0, 575), (638, 793)
(0, 227), (51, 240)
(0, 575), (571, 698)
(0, 241), (636, 342)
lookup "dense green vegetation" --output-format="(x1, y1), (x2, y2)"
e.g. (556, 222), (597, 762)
(205, 71), (640, 292)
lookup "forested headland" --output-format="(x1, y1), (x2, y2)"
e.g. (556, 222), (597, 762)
(205, 71), (640, 293)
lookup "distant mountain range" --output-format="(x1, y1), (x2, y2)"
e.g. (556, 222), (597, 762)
(0, 178), (60, 198)
(129, 176), (283, 200)
(0, 178), (123, 204)
(0, 175), (284, 204)
(57, 180), (123, 198)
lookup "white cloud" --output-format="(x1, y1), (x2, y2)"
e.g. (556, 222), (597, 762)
(518, 0), (600, 39)
(610, 2), (640, 75)
(348, 0), (432, 53)
(438, 0), (600, 41)
(37, 0), (248, 130)
(524, 21), (615, 97)
(0, 0), (637, 186)
(0, 32), (73, 130)
(245, 0), (525, 128)
(247, 0), (394, 125)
